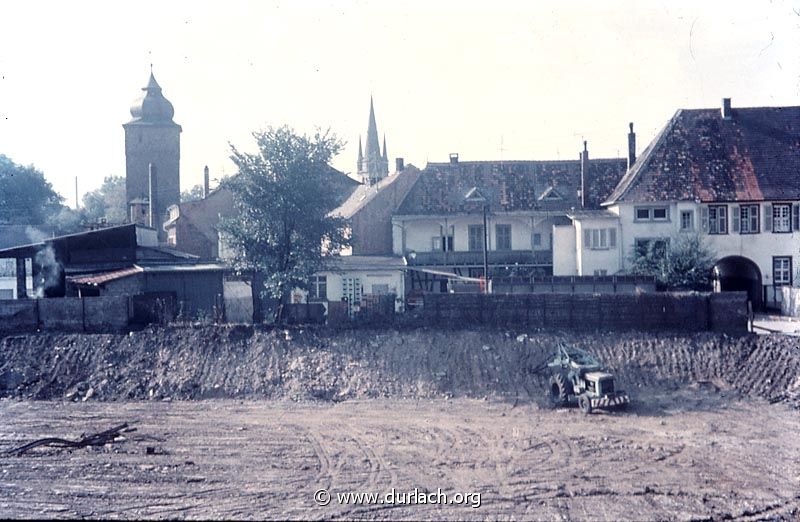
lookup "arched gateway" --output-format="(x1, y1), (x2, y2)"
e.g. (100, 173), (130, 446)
(712, 256), (762, 310)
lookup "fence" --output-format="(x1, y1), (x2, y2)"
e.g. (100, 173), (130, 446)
(0, 297), (131, 332)
(422, 291), (748, 333)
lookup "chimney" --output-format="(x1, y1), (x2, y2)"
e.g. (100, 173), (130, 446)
(395, 157), (405, 172)
(580, 141), (589, 208)
(203, 165), (210, 198)
(449, 153), (459, 164)
(627, 122), (636, 169)
(722, 98), (732, 119)
(148, 163), (157, 228)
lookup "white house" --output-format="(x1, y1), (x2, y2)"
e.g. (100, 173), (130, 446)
(560, 98), (800, 309)
(390, 151), (628, 293)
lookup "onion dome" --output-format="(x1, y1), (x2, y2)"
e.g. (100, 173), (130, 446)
(128, 72), (176, 123)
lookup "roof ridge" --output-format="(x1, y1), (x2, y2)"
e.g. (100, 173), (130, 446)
(603, 109), (684, 205)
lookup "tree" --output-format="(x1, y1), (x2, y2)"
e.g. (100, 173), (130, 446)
(82, 175), (127, 224)
(219, 126), (349, 322)
(181, 184), (205, 203)
(628, 233), (716, 290)
(0, 154), (63, 224)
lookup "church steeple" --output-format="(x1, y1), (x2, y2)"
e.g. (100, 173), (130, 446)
(357, 136), (363, 172)
(358, 96), (389, 185)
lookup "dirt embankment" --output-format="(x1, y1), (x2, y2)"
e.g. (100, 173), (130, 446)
(0, 326), (798, 404)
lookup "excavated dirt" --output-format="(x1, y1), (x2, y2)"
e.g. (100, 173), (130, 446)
(1, 326), (799, 406)
(0, 326), (798, 520)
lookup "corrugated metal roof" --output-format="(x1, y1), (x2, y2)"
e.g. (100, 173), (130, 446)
(67, 266), (143, 285)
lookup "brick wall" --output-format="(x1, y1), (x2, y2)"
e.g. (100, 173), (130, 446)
(422, 292), (748, 334)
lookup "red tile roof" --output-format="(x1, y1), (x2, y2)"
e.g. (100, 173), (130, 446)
(396, 158), (626, 215)
(605, 105), (800, 204)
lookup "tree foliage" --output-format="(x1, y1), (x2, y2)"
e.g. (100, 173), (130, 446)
(82, 175), (127, 224)
(219, 126), (349, 320)
(181, 184), (205, 203)
(0, 154), (63, 224)
(628, 233), (716, 290)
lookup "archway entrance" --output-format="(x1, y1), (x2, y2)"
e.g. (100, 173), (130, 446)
(712, 256), (762, 310)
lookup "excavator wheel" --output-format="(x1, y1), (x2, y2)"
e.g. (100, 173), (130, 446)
(578, 394), (593, 414)
(549, 374), (570, 408)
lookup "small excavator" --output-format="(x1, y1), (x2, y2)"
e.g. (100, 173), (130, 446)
(535, 343), (630, 414)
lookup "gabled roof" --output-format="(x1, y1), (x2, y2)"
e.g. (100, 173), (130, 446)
(395, 158), (626, 215)
(604, 104), (800, 205)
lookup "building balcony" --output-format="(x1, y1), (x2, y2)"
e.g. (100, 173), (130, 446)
(407, 249), (552, 267)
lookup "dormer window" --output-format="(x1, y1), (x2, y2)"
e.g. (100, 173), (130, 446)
(538, 186), (563, 201)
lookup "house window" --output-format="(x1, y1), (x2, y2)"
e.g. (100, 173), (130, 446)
(708, 205), (728, 234)
(583, 228), (617, 250)
(594, 269), (608, 276)
(533, 233), (542, 248)
(495, 224), (511, 251)
(309, 275), (327, 301)
(635, 238), (669, 258)
(635, 206), (668, 222)
(0, 289), (12, 300)
(773, 204), (791, 233)
(773, 257), (792, 285)
(468, 225), (485, 252)
(739, 204), (759, 234)
(680, 210), (694, 231)
(371, 284), (390, 295)
(432, 227), (454, 251)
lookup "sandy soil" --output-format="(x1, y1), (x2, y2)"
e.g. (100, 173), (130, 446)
(0, 394), (798, 521)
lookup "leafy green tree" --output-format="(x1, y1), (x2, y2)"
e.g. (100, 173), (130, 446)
(82, 175), (126, 224)
(0, 155), (63, 224)
(628, 233), (716, 290)
(181, 184), (206, 203)
(220, 126), (349, 322)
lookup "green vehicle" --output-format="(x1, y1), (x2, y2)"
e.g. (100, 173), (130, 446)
(546, 344), (630, 414)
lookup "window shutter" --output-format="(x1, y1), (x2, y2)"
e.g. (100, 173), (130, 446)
(583, 229), (591, 248)
(793, 203), (800, 231)
(731, 205), (740, 233)
(701, 206), (709, 233)
(608, 228), (617, 248)
(764, 203), (772, 232)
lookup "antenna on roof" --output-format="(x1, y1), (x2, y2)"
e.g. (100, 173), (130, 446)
(499, 135), (507, 165)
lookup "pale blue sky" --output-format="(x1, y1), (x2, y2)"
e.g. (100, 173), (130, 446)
(1, 0), (798, 204)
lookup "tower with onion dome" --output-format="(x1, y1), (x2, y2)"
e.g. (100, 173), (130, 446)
(123, 68), (181, 241)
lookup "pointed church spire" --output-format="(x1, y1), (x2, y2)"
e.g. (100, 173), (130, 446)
(358, 96), (388, 185)
(357, 136), (363, 172)
(382, 134), (387, 160)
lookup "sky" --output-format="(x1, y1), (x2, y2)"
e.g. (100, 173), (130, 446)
(1, 0), (799, 205)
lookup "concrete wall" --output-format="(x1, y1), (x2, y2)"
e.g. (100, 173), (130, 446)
(422, 291), (748, 334)
(781, 287), (800, 317)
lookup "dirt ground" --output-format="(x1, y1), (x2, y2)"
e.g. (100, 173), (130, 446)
(0, 394), (798, 521)
(1, 326), (798, 519)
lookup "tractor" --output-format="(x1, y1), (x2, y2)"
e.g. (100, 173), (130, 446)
(544, 344), (630, 414)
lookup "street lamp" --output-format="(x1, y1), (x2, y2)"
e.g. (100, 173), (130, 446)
(464, 187), (490, 293)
